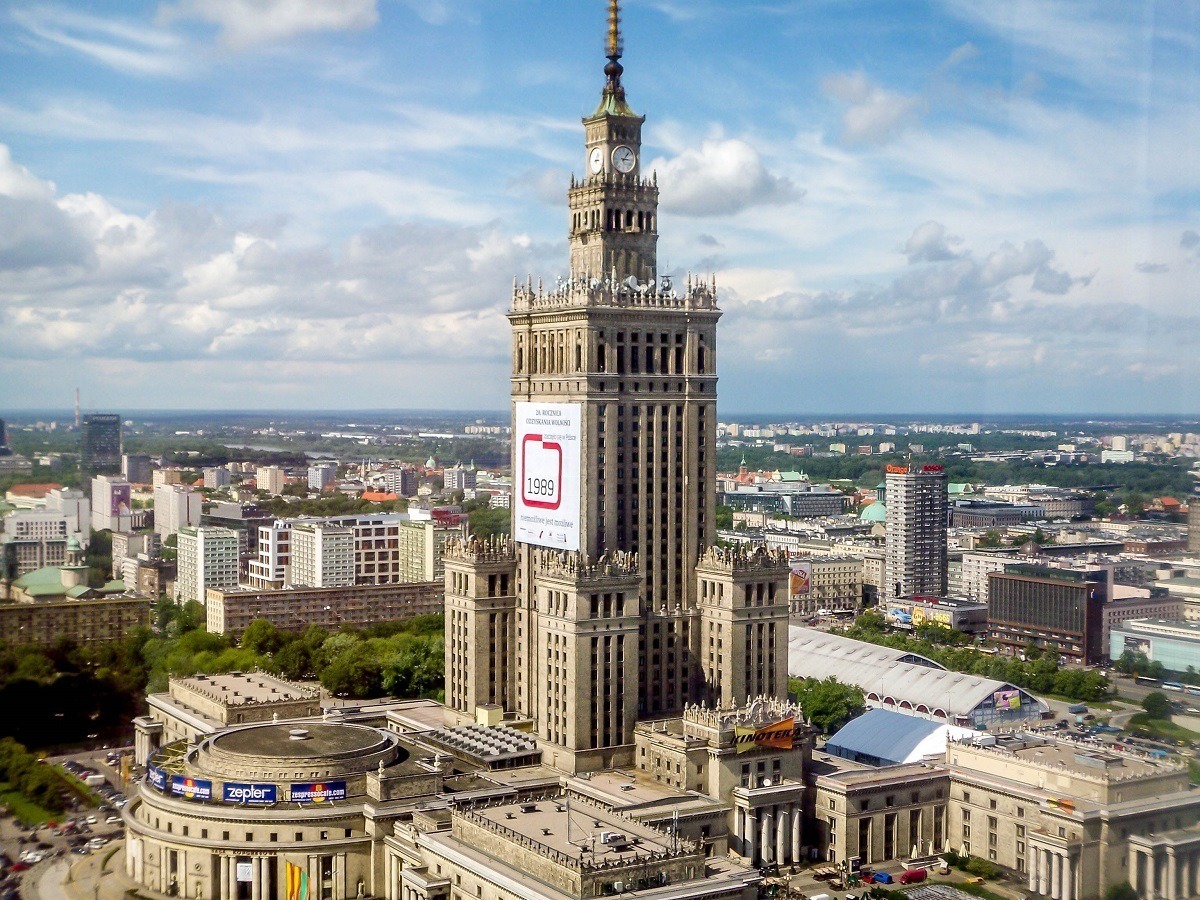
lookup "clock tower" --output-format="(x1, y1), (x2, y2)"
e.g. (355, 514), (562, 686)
(568, 0), (659, 285)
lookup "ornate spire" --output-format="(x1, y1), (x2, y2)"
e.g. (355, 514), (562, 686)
(603, 0), (625, 100)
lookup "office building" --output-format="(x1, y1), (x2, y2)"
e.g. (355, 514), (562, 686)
(248, 513), (422, 589)
(1, 495), (90, 575)
(0, 417), (8, 454)
(80, 413), (122, 475)
(443, 462), (477, 492)
(256, 465), (286, 494)
(205, 580), (444, 636)
(122, 453), (154, 485)
(154, 484), (202, 538)
(307, 462), (338, 492)
(289, 522), (355, 587)
(202, 466), (231, 489)
(111, 530), (160, 577)
(91, 474), (134, 532)
(397, 518), (458, 584)
(787, 554), (863, 616)
(382, 467), (417, 497)
(1110, 618), (1200, 672)
(175, 526), (239, 605)
(1189, 483), (1200, 554)
(443, 16), (789, 775)
(153, 468), (183, 487)
(884, 463), (948, 601)
(987, 562), (1110, 663)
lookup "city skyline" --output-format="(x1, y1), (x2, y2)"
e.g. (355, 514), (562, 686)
(1, 1), (1198, 414)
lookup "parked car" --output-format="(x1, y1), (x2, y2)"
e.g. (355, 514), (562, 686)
(871, 872), (894, 884)
(899, 869), (928, 884)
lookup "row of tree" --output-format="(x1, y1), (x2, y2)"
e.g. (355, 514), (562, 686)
(0, 737), (70, 814)
(841, 612), (1110, 702)
(0, 609), (446, 749)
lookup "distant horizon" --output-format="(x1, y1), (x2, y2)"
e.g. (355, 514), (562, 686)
(2, 407), (1198, 425)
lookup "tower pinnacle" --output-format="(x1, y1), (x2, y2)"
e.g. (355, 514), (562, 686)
(604, 0), (625, 100)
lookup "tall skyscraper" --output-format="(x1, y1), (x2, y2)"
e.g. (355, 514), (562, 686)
(80, 414), (122, 476)
(884, 463), (949, 600)
(444, 4), (789, 774)
(1189, 481), (1200, 555)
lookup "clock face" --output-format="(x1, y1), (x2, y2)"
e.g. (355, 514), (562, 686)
(589, 147), (604, 174)
(611, 145), (636, 174)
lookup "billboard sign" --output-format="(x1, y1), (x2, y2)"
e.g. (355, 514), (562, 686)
(734, 717), (796, 754)
(513, 402), (581, 551)
(110, 483), (131, 517)
(289, 781), (347, 803)
(147, 765), (166, 791)
(169, 775), (213, 801)
(222, 782), (278, 805)
(993, 689), (1021, 710)
(789, 561), (812, 596)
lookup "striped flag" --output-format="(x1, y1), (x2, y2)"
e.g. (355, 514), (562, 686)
(285, 862), (309, 900)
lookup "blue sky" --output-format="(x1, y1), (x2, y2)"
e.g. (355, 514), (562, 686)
(1, 0), (1198, 414)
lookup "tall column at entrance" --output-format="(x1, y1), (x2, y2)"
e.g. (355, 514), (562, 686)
(761, 810), (774, 865)
(1062, 855), (1072, 900)
(791, 806), (802, 864)
(1029, 849), (1039, 893)
(1051, 851), (1062, 900)
(1168, 851), (1179, 900)
(745, 812), (756, 865)
(250, 858), (261, 900)
(1039, 849), (1051, 895)
(776, 808), (788, 865)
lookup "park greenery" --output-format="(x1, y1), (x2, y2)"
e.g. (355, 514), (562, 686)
(0, 608), (446, 749)
(1112, 649), (1200, 685)
(0, 737), (74, 814)
(789, 676), (866, 734)
(839, 611), (1110, 703)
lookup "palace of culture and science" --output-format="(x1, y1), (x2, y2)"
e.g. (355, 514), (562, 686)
(444, 2), (790, 774)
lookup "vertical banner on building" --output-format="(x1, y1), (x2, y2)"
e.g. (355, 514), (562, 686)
(789, 561), (812, 596)
(513, 402), (582, 551)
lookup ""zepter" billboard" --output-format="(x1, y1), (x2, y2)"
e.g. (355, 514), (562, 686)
(514, 402), (581, 551)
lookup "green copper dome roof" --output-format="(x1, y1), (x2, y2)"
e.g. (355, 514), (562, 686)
(860, 502), (887, 523)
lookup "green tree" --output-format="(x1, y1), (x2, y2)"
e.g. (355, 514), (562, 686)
(977, 530), (1003, 548)
(1142, 692), (1173, 720)
(792, 676), (865, 734)
(1104, 883), (1137, 900)
(715, 505), (733, 530)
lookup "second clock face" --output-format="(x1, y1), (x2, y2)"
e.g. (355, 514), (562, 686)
(589, 147), (604, 174)
(612, 145), (636, 173)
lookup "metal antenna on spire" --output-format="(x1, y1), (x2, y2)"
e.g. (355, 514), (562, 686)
(603, 0), (625, 98)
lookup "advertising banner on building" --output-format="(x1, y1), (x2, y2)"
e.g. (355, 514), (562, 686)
(789, 561), (812, 596)
(513, 402), (581, 551)
(222, 782), (278, 805)
(734, 717), (796, 754)
(993, 689), (1021, 710)
(169, 775), (213, 801)
(289, 781), (347, 803)
(147, 765), (166, 791)
(110, 483), (131, 516)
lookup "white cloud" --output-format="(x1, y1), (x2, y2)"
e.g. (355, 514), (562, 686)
(157, 0), (378, 49)
(651, 139), (799, 217)
(821, 71), (924, 146)
(904, 221), (963, 263)
(12, 5), (186, 76)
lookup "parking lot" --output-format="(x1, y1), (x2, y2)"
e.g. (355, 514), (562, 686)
(0, 748), (131, 900)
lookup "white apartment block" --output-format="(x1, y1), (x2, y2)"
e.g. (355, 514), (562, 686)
(175, 526), (239, 605)
(248, 513), (416, 590)
(256, 466), (286, 494)
(443, 464), (477, 492)
(154, 484), (202, 538)
(959, 549), (1016, 603)
(884, 464), (948, 601)
(1, 503), (89, 575)
(397, 519), (458, 583)
(288, 522), (355, 588)
(202, 467), (231, 489)
(91, 475), (133, 532)
(307, 463), (338, 492)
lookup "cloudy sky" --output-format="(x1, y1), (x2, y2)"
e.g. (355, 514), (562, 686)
(1, 0), (1198, 415)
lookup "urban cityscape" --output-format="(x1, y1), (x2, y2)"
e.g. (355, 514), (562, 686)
(1, 4), (1200, 900)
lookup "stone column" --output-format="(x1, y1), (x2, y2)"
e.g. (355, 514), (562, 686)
(1039, 848), (1051, 895)
(1062, 854), (1073, 900)
(776, 808), (789, 865)
(791, 805), (802, 864)
(1029, 847), (1039, 893)
(1168, 851), (1179, 900)
(761, 809), (774, 865)
(250, 858), (261, 900)
(262, 857), (273, 900)
(218, 857), (228, 900)
(1051, 851), (1062, 900)
(745, 812), (757, 865)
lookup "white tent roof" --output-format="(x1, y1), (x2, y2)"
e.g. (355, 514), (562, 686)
(788, 625), (1037, 719)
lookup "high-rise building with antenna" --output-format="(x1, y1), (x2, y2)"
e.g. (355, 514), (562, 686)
(444, 1), (789, 774)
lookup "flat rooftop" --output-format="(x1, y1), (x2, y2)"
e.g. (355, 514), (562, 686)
(959, 734), (1170, 779)
(467, 796), (686, 864)
(173, 671), (318, 705)
(570, 770), (698, 808)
